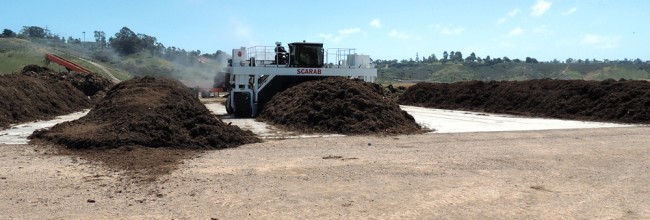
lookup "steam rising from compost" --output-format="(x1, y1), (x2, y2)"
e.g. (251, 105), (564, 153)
(171, 52), (229, 89)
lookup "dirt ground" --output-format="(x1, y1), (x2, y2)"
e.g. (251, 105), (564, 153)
(1, 126), (649, 219)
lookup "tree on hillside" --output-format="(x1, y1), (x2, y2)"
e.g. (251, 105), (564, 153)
(138, 33), (157, 56)
(67, 36), (80, 44)
(1, 29), (16, 38)
(429, 53), (438, 62)
(110, 27), (141, 55)
(525, 57), (538, 63)
(442, 51), (449, 61)
(448, 51), (462, 62)
(154, 42), (165, 56)
(20, 26), (47, 38)
(94, 31), (106, 48)
(465, 52), (477, 63)
(566, 58), (574, 63)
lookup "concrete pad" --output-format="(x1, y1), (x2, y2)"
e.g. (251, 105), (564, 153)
(0, 110), (89, 144)
(0, 103), (634, 145)
(400, 105), (634, 133)
(204, 102), (343, 139)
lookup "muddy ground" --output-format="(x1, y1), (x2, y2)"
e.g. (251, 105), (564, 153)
(399, 79), (650, 123)
(1, 127), (649, 219)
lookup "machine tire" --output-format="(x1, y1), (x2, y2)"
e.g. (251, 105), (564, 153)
(225, 97), (234, 114)
(233, 92), (252, 118)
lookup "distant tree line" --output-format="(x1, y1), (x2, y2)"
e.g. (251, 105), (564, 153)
(375, 50), (647, 67)
(2, 26), (66, 42)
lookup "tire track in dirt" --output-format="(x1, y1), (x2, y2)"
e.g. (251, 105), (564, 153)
(77, 57), (121, 83)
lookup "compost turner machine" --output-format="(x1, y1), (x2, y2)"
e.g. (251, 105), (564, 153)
(221, 41), (377, 117)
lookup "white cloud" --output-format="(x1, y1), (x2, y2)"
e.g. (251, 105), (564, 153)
(531, 0), (552, 17)
(532, 25), (554, 35)
(500, 41), (515, 49)
(318, 33), (333, 39)
(318, 33), (342, 43)
(389, 29), (412, 40)
(318, 27), (362, 44)
(229, 18), (257, 46)
(581, 34), (622, 49)
(339, 28), (361, 35)
(370, 19), (382, 28)
(234, 26), (252, 38)
(508, 8), (521, 17)
(437, 24), (465, 35)
(508, 27), (524, 37)
(497, 8), (520, 25)
(318, 33), (343, 44)
(562, 7), (577, 15)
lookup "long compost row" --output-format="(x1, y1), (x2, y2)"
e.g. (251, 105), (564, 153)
(398, 79), (650, 123)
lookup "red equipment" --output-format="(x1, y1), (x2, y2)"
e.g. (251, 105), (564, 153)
(44, 54), (93, 74)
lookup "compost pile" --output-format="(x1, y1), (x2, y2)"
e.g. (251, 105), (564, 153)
(21, 64), (113, 99)
(0, 73), (92, 129)
(398, 79), (650, 123)
(259, 77), (422, 135)
(30, 76), (260, 149)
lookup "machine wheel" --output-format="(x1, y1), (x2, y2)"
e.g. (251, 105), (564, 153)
(233, 92), (252, 118)
(225, 97), (234, 114)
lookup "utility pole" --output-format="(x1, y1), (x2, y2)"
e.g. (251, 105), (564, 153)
(82, 31), (85, 42)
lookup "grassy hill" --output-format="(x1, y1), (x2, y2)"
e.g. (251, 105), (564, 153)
(377, 61), (650, 84)
(0, 38), (225, 87)
(0, 38), (48, 74)
(0, 38), (130, 80)
(4, 37), (649, 86)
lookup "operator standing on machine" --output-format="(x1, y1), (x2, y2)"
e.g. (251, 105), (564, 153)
(274, 41), (287, 65)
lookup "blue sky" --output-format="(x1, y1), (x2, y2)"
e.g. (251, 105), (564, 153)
(3, 0), (647, 61)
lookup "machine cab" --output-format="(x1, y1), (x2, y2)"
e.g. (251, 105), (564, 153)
(288, 42), (324, 68)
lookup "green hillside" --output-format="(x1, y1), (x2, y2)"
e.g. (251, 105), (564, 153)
(4, 34), (649, 86)
(1, 36), (224, 87)
(377, 61), (650, 84)
(0, 38), (131, 81)
(0, 38), (47, 74)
